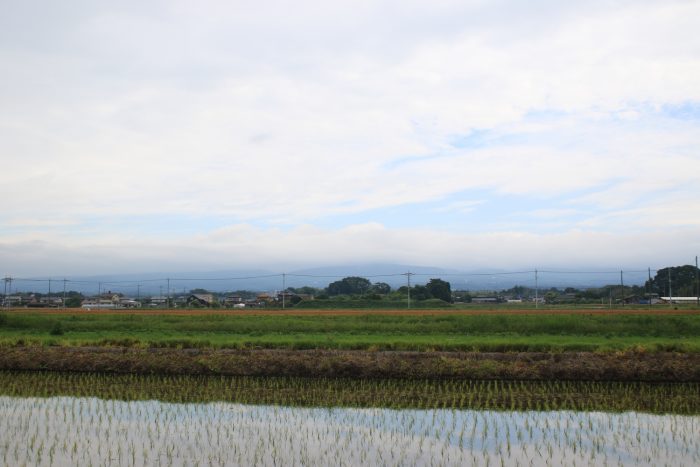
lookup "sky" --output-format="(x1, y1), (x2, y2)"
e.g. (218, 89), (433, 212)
(1, 0), (699, 276)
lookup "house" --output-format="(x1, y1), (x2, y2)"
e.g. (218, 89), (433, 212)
(277, 292), (296, 302)
(187, 294), (216, 307)
(149, 296), (168, 307)
(223, 295), (243, 307)
(256, 293), (274, 303)
(119, 298), (142, 308)
(2, 295), (23, 307)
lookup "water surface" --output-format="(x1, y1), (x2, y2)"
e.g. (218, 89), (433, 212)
(1, 396), (698, 466)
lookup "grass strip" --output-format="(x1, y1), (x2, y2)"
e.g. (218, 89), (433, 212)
(1, 311), (699, 352)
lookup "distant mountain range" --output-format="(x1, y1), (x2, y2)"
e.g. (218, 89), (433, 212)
(11, 263), (649, 296)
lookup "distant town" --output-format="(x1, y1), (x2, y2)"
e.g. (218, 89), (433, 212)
(3, 264), (699, 309)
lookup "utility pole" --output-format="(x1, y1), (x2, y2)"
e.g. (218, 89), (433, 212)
(648, 267), (652, 309)
(48, 278), (51, 306)
(62, 278), (67, 310)
(620, 270), (624, 307)
(97, 282), (102, 309)
(282, 273), (286, 309)
(2, 276), (8, 309)
(403, 272), (414, 309)
(137, 284), (141, 302)
(535, 269), (539, 309)
(167, 278), (171, 309)
(668, 268), (672, 308)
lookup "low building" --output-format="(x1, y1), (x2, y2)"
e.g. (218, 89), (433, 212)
(472, 296), (499, 304)
(256, 293), (274, 303)
(149, 296), (168, 307)
(660, 297), (699, 304)
(119, 298), (142, 308)
(2, 296), (23, 306)
(81, 299), (120, 310)
(223, 295), (243, 307)
(187, 294), (216, 307)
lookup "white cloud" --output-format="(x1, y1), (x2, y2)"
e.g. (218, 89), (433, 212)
(1, 0), (699, 273)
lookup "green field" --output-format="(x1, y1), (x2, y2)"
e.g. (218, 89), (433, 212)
(1, 311), (699, 352)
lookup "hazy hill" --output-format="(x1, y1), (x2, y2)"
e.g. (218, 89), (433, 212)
(13, 264), (649, 296)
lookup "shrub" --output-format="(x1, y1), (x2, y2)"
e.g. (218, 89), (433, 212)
(49, 321), (64, 336)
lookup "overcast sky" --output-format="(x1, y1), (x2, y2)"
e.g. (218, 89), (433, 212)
(1, 0), (699, 276)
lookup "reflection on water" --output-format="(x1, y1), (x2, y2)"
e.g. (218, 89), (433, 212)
(1, 396), (698, 466)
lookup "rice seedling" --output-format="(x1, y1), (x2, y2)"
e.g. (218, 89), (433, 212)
(0, 371), (698, 465)
(0, 371), (699, 415)
(0, 396), (688, 466)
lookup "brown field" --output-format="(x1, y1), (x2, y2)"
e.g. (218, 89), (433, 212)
(1, 346), (699, 381)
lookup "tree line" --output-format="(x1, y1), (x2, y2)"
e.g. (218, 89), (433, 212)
(291, 276), (453, 303)
(4, 265), (697, 308)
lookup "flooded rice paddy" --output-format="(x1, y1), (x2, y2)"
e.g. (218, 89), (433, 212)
(0, 372), (699, 466)
(1, 396), (699, 466)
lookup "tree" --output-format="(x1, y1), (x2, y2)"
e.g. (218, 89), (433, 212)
(288, 286), (322, 295)
(410, 285), (431, 301)
(544, 291), (559, 304)
(646, 265), (700, 297)
(64, 291), (84, 308)
(425, 278), (452, 302)
(370, 282), (391, 295)
(230, 290), (258, 299)
(326, 277), (372, 296)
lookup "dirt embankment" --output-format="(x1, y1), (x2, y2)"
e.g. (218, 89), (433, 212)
(1, 346), (699, 381)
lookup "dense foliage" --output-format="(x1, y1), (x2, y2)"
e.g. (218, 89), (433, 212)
(326, 277), (372, 296)
(646, 265), (700, 297)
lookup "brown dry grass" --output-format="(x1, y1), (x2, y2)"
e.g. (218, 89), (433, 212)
(1, 346), (699, 381)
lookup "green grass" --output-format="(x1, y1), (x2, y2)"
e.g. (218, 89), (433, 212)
(0, 311), (699, 352)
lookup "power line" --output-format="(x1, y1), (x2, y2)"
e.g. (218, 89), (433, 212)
(0, 266), (683, 296)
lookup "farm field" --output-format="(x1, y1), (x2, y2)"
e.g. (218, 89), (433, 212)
(2, 309), (700, 381)
(3, 394), (699, 466)
(1, 308), (699, 352)
(2, 311), (699, 465)
(2, 371), (699, 413)
(1, 371), (699, 465)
